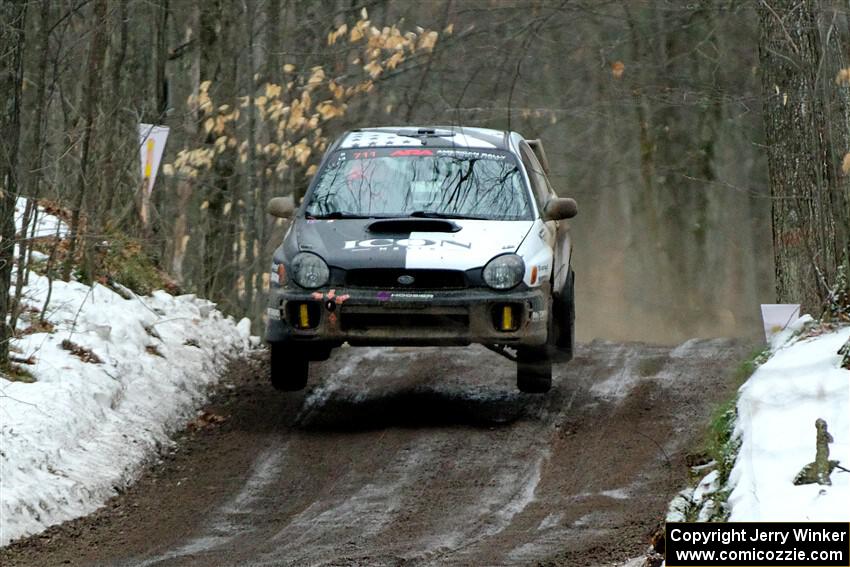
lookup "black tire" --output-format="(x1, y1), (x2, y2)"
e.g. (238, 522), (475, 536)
(549, 268), (575, 362)
(304, 344), (333, 361)
(269, 342), (309, 391)
(517, 347), (552, 393)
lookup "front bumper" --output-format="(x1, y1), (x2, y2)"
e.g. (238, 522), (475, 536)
(265, 286), (549, 347)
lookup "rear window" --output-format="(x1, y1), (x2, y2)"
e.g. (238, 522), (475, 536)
(304, 148), (532, 220)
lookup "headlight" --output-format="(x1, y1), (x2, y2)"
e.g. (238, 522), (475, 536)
(291, 252), (329, 289)
(483, 254), (524, 290)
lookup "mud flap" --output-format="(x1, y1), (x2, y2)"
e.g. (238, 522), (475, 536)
(548, 268), (575, 362)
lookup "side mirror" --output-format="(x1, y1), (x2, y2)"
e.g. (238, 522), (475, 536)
(542, 197), (577, 221)
(267, 196), (295, 218)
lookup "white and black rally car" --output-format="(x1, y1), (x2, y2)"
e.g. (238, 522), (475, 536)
(265, 126), (577, 393)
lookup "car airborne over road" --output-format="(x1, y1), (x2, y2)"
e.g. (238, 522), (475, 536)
(264, 126), (577, 393)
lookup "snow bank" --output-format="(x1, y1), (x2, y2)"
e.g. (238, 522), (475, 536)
(728, 322), (850, 521)
(1, 272), (253, 545)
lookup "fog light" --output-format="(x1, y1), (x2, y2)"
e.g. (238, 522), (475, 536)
(493, 304), (520, 332)
(502, 306), (513, 330)
(289, 302), (320, 329)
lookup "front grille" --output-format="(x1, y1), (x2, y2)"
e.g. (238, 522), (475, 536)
(340, 312), (469, 331)
(345, 269), (466, 289)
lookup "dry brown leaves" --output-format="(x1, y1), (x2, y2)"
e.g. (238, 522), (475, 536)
(611, 60), (625, 79)
(145, 345), (164, 357)
(18, 319), (56, 337)
(187, 410), (228, 431)
(60, 339), (103, 364)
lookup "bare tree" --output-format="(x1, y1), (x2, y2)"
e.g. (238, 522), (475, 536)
(758, 0), (846, 314)
(62, 0), (110, 283)
(10, 0), (51, 332)
(0, 0), (27, 367)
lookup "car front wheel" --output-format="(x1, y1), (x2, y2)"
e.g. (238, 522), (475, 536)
(516, 346), (552, 393)
(269, 342), (309, 391)
(549, 268), (575, 362)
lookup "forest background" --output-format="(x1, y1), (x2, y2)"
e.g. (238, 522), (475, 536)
(2, 0), (849, 359)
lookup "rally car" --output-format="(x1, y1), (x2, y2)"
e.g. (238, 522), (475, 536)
(265, 126), (577, 393)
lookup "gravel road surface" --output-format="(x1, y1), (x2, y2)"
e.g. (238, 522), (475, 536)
(1, 339), (749, 566)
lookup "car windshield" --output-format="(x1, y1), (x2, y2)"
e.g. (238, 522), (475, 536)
(304, 148), (532, 220)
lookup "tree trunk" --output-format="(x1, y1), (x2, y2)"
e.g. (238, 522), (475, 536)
(10, 0), (51, 331)
(170, 1), (202, 284)
(265, 0), (280, 85)
(101, 0), (129, 220)
(0, 0), (27, 368)
(823, 6), (850, 269)
(62, 0), (109, 283)
(244, 0), (257, 313)
(758, 0), (841, 314)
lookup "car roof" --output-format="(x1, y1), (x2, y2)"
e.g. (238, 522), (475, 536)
(336, 126), (513, 151)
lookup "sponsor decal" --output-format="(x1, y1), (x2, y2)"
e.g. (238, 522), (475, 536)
(376, 291), (434, 301)
(266, 307), (282, 320)
(435, 149), (506, 160)
(377, 291), (433, 301)
(530, 309), (548, 322)
(344, 238), (471, 251)
(390, 149), (434, 157)
(352, 150), (377, 159)
(390, 292), (434, 300)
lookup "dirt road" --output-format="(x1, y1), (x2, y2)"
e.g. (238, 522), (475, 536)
(1, 339), (748, 566)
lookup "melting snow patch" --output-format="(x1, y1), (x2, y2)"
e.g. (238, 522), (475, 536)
(692, 470), (719, 503)
(669, 337), (731, 359)
(1, 272), (252, 545)
(599, 487), (630, 500)
(537, 512), (562, 531)
(296, 347), (385, 419)
(589, 345), (642, 400)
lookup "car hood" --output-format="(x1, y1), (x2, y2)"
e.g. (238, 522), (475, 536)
(294, 218), (534, 271)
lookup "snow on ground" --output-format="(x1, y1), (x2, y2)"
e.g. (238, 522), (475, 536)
(13, 196), (69, 238)
(727, 319), (850, 521)
(1, 200), (254, 546)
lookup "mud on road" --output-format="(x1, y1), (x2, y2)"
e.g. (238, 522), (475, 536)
(1, 339), (749, 566)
